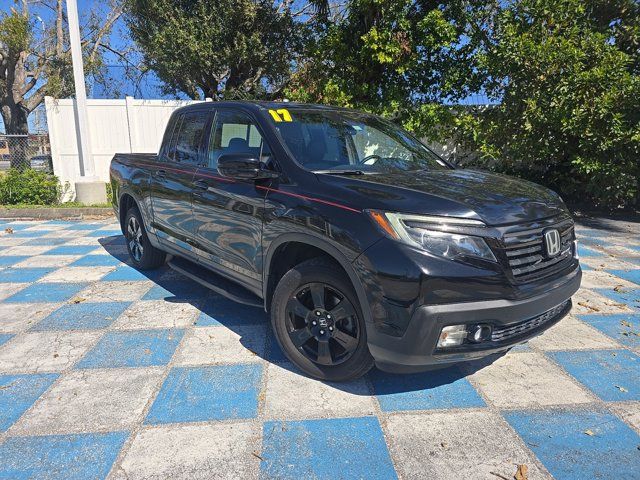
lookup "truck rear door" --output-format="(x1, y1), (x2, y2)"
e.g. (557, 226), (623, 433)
(150, 109), (210, 255)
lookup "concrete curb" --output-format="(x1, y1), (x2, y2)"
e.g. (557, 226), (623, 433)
(0, 207), (113, 220)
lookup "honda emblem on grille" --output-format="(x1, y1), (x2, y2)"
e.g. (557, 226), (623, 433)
(544, 229), (561, 257)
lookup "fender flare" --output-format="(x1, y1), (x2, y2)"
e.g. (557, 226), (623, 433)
(262, 233), (373, 324)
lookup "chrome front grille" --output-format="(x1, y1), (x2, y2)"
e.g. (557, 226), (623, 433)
(502, 218), (575, 281)
(491, 301), (569, 342)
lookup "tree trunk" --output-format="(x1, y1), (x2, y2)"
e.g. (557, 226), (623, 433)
(1, 103), (30, 170)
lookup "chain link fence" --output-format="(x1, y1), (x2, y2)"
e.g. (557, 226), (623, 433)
(0, 134), (52, 173)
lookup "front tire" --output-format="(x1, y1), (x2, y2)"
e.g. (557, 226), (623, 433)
(271, 258), (374, 381)
(124, 206), (166, 270)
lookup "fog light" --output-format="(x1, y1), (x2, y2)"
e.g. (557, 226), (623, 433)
(437, 325), (467, 348)
(469, 324), (492, 343)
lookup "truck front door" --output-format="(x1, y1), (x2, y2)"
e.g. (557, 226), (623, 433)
(191, 108), (269, 295)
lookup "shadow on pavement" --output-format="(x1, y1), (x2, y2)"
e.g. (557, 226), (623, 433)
(97, 235), (502, 396)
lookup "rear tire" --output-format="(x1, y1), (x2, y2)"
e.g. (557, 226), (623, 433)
(124, 206), (166, 270)
(271, 257), (374, 381)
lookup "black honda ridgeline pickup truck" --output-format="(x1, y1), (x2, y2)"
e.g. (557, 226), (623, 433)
(110, 101), (581, 381)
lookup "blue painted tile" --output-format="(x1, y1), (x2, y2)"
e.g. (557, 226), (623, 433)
(196, 295), (267, 326)
(76, 329), (184, 368)
(578, 245), (605, 258)
(580, 262), (593, 271)
(85, 229), (123, 238)
(549, 349), (640, 401)
(594, 287), (640, 310)
(265, 331), (289, 363)
(146, 364), (262, 424)
(0, 334), (14, 348)
(504, 409), (640, 480)
(4, 282), (88, 303)
(1, 222), (38, 231)
(24, 237), (68, 246)
(261, 417), (397, 480)
(579, 313), (640, 349)
(0, 431), (128, 480)
(0, 373), (58, 432)
(143, 280), (210, 301)
(44, 245), (98, 256)
(46, 220), (76, 226)
(369, 367), (485, 411)
(70, 254), (126, 267)
(0, 267), (54, 283)
(608, 269), (640, 286)
(33, 302), (131, 331)
(63, 223), (106, 231)
(0, 255), (27, 267)
(8, 229), (54, 238)
(101, 265), (150, 281)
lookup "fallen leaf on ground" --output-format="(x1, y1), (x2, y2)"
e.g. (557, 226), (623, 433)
(577, 301), (600, 312)
(584, 429), (595, 436)
(614, 285), (625, 292)
(4, 228), (13, 234)
(251, 451), (263, 460)
(514, 464), (528, 480)
(621, 320), (632, 327)
(615, 385), (628, 393)
(70, 297), (86, 304)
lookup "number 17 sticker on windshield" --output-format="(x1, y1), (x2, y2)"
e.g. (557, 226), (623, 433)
(269, 109), (292, 122)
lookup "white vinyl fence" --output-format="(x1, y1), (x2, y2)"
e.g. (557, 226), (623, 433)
(44, 96), (204, 193)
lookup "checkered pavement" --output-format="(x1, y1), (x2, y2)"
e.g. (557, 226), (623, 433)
(0, 218), (639, 479)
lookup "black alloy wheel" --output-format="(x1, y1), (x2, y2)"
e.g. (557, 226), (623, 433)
(285, 282), (360, 366)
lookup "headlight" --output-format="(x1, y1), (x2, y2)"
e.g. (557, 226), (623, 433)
(367, 211), (497, 263)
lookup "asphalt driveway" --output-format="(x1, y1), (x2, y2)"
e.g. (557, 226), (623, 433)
(0, 218), (638, 479)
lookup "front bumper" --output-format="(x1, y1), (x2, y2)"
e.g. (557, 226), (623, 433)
(367, 266), (581, 373)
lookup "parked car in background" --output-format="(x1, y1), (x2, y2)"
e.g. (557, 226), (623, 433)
(110, 101), (581, 381)
(29, 154), (53, 173)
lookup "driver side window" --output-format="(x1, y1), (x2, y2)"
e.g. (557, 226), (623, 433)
(207, 110), (271, 170)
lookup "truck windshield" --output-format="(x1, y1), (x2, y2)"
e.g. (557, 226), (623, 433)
(272, 109), (449, 173)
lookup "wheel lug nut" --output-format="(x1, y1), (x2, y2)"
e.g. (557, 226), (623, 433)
(315, 311), (321, 316)
(326, 314), (331, 319)
(320, 330), (325, 335)
(329, 326), (333, 331)
(312, 321), (317, 326)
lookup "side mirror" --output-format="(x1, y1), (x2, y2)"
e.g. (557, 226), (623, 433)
(217, 153), (279, 180)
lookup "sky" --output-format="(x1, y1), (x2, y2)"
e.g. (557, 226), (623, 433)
(0, 0), (180, 133)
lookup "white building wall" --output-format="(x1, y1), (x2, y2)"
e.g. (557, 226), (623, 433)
(44, 96), (203, 195)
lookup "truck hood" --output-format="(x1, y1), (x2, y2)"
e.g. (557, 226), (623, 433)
(323, 168), (568, 226)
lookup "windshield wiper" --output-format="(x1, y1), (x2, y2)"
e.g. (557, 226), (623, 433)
(313, 169), (366, 175)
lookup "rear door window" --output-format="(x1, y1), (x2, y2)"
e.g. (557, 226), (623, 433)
(168, 111), (209, 165)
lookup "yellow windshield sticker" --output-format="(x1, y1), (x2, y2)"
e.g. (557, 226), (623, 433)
(277, 109), (292, 121)
(268, 108), (292, 122)
(268, 110), (282, 122)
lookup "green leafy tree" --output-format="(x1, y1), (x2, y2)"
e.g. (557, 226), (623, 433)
(124, 0), (329, 99)
(449, 0), (640, 208)
(0, 0), (123, 168)
(285, 0), (490, 137)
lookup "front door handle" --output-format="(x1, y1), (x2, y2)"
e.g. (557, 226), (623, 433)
(155, 169), (166, 179)
(193, 180), (209, 191)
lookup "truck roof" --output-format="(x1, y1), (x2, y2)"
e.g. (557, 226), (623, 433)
(172, 100), (353, 115)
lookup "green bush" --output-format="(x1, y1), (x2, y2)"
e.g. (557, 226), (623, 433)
(0, 168), (61, 205)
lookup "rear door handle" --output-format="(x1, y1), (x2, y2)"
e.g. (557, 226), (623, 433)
(193, 180), (209, 191)
(155, 169), (166, 179)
